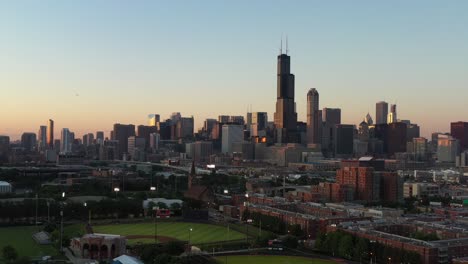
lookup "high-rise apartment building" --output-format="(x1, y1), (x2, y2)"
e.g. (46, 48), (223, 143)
(273, 52), (297, 143)
(307, 88), (320, 145)
(375, 101), (388, 125)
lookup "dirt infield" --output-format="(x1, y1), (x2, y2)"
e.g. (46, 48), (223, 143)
(125, 235), (179, 243)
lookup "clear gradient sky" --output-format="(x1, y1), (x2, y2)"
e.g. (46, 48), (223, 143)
(1, 1), (467, 140)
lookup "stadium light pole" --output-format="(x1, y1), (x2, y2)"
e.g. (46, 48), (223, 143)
(60, 192), (65, 254)
(113, 188), (120, 222)
(188, 228), (193, 251)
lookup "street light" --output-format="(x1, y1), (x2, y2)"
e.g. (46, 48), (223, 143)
(388, 257), (391, 264)
(224, 189), (229, 194)
(150, 186), (156, 191)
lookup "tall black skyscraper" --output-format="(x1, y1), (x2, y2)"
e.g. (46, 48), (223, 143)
(274, 51), (297, 143)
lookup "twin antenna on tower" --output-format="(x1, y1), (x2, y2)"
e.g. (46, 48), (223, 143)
(280, 34), (289, 55)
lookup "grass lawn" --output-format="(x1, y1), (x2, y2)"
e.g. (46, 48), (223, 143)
(93, 222), (246, 244)
(215, 255), (339, 264)
(0, 226), (57, 258)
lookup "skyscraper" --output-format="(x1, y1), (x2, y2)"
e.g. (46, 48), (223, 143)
(451, 122), (468, 150)
(60, 128), (72, 153)
(113, 123), (136, 159)
(21, 133), (37, 151)
(47, 119), (54, 148)
(387, 104), (397, 124)
(273, 51), (297, 143)
(307, 88), (320, 145)
(0, 136), (10, 163)
(148, 114), (160, 127)
(38, 125), (47, 151)
(376, 101), (388, 125)
(96, 131), (104, 144)
(222, 124), (244, 154)
(322, 108), (341, 155)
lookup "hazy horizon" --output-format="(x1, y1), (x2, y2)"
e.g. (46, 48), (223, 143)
(1, 1), (467, 140)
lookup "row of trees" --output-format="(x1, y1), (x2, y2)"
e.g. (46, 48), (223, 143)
(0, 197), (145, 222)
(315, 231), (421, 263)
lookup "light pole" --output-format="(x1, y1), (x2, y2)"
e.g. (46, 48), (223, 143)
(246, 219), (253, 245)
(60, 192), (65, 254)
(35, 194), (38, 226)
(388, 257), (391, 264)
(153, 206), (159, 244)
(47, 201), (50, 222)
(188, 228), (193, 254)
(84, 203), (91, 225)
(113, 188), (120, 221)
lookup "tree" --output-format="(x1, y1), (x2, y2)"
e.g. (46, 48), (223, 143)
(338, 235), (353, 259)
(2, 245), (18, 262)
(282, 235), (298, 249)
(353, 237), (369, 261)
(13, 257), (30, 264)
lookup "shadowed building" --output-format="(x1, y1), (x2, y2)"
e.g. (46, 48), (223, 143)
(307, 88), (321, 147)
(375, 101), (388, 125)
(451, 122), (468, 151)
(274, 51), (298, 143)
(112, 124), (135, 159)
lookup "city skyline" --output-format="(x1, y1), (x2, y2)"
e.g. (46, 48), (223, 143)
(1, 1), (468, 139)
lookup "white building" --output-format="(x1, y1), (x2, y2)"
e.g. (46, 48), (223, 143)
(221, 124), (243, 154)
(0, 181), (12, 193)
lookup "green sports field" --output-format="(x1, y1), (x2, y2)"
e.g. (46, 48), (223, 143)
(0, 226), (57, 258)
(215, 255), (339, 264)
(93, 222), (246, 245)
